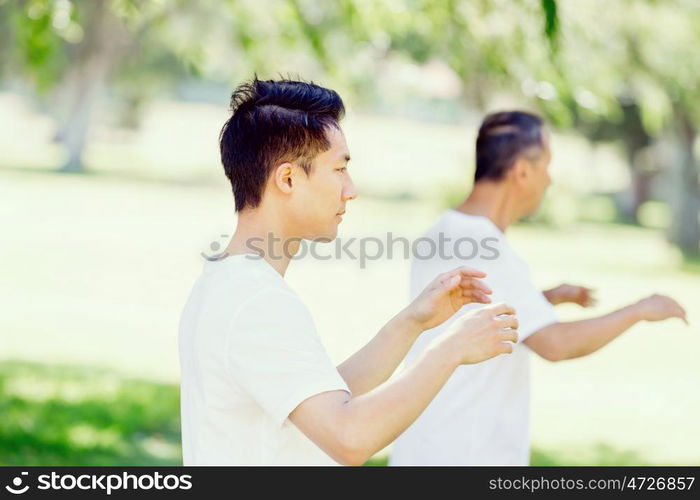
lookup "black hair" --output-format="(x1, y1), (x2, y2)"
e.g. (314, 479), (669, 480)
(219, 77), (345, 211)
(474, 111), (545, 182)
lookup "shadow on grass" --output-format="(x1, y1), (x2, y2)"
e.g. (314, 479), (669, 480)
(0, 360), (181, 465)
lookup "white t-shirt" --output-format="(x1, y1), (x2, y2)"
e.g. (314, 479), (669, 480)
(178, 253), (350, 465)
(389, 210), (557, 466)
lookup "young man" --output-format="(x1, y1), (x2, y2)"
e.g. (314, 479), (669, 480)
(178, 78), (519, 466)
(390, 111), (688, 466)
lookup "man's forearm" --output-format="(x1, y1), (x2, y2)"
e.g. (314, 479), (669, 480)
(528, 304), (642, 360)
(337, 309), (423, 395)
(340, 342), (458, 460)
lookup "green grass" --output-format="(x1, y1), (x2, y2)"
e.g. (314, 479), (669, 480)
(0, 360), (658, 466)
(0, 361), (181, 466)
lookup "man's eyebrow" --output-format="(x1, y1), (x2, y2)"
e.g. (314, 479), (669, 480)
(342, 153), (351, 162)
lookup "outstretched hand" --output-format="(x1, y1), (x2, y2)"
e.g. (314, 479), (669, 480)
(405, 266), (492, 332)
(544, 283), (596, 307)
(634, 294), (688, 325)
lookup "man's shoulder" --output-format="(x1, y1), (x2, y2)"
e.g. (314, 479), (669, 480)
(424, 210), (501, 237)
(412, 211), (507, 266)
(194, 255), (304, 315)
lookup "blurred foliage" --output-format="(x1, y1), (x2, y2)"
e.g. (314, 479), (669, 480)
(2, 0), (699, 142)
(0, 0), (697, 249)
(0, 361), (180, 465)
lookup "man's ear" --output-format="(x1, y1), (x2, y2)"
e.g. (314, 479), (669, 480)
(273, 162), (295, 194)
(510, 157), (530, 186)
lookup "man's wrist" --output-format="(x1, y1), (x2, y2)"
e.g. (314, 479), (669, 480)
(624, 301), (646, 323)
(394, 307), (425, 339)
(425, 336), (461, 371)
(543, 287), (560, 305)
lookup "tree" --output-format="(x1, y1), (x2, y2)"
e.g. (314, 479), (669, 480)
(547, 0), (700, 254)
(1, 0), (181, 172)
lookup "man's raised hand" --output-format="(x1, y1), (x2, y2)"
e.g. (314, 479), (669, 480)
(432, 302), (519, 365)
(405, 266), (492, 332)
(545, 283), (596, 307)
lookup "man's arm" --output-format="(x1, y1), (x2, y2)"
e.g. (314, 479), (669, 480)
(337, 266), (492, 395)
(291, 303), (518, 465)
(525, 294), (687, 361)
(336, 310), (422, 397)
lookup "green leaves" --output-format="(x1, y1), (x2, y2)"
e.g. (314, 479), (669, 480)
(541, 0), (558, 53)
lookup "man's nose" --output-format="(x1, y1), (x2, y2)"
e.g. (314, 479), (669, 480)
(343, 176), (358, 201)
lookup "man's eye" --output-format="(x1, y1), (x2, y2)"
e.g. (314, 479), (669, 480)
(337, 167), (347, 172)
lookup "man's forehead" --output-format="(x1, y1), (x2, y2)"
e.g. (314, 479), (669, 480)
(328, 126), (351, 160)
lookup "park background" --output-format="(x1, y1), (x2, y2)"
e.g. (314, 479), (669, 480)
(1, 0), (698, 465)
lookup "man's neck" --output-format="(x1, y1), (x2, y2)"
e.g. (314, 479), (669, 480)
(454, 182), (521, 232)
(223, 208), (298, 277)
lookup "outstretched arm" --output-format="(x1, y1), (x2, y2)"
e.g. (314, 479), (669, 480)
(291, 303), (518, 465)
(337, 266), (492, 396)
(525, 294), (687, 361)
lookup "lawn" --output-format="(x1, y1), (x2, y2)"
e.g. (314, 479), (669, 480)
(0, 359), (676, 466)
(0, 361), (180, 465)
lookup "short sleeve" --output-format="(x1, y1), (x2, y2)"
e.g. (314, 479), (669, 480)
(512, 287), (558, 342)
(226, 287), (350, 426)
(480, 254), (558, 342)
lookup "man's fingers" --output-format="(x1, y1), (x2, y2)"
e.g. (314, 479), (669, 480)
(500, 329), (518, 343)
(498, 342), (514, 355)
(440, 274), (461, 290)
(668, 307), (686, 324)
(457, 266), (487, 279)
(441, 267), (484, 283)
(486, 302), (516, 316)
(496, 316), (519, 330)
(664, 297), (687, 324)
(461, 278), (492, 295)
(464, 290), (492, 304)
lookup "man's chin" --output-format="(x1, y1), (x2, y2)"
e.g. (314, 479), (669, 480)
(308, 231), (337, 243)
(530, 198), (546, 216)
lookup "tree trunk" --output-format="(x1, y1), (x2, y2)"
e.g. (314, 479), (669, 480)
(57, 0), (128, 173)
(615, 99), (654, 224)
(667, 106), (700, 256)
